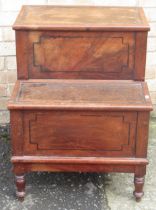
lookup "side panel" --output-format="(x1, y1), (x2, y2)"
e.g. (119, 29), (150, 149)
(10, 110), (24, 155)
(134, 32), (148, 81)
(16, 31), (29, 79)
(135, 112), (150, 158)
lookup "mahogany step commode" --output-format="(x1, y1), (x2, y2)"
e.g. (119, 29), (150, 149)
(8, 6), (153, 202)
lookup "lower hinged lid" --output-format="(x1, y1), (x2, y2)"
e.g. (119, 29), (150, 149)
(8, 79), (152, 111)
(8, 79), (152, 157)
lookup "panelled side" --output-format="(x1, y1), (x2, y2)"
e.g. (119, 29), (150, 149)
(134, 32), (148, 81)
(10, 110), (24, 155)
(15, 31), (29, 79)
(135, 112), (150, 158)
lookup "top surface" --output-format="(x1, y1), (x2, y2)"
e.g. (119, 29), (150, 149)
(13, 5), (149, 31)
(8, 79), (152, 111)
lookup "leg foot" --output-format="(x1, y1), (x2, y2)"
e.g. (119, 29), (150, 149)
(133, 176), (144, 202)
(15, 174), (25, 201)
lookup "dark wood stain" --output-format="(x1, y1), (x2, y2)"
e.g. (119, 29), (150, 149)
(8, 6), (152, 202)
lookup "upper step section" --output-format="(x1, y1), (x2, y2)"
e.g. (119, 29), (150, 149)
(13, 6), (149, 80)
(13, 6), (149, 31)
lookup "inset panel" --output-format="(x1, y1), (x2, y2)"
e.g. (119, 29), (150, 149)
(34, 36), (128, 73)
(27, 32), (135, 79)
(23, 111), (137, 157)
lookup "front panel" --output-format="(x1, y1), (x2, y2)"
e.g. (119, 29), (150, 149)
(15, 31), (146, 80)
(22, 110), (137, 157)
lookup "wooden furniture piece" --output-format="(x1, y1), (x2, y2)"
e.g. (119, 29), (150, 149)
(8, 6), (152, 202)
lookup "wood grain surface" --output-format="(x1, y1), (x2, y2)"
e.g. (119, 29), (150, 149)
(15, 30), (148, 80)
(13, 6), (149, 31)
(8, 80), (152, 111)
(10, 5), (152, 201)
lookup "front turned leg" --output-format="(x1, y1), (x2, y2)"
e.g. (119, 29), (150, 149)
(15, 174), (26, 201)
(133, 166), (146, 202)
(133, 176), (144, 202)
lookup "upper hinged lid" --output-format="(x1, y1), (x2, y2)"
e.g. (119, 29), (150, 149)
(13, 5), (150, 31)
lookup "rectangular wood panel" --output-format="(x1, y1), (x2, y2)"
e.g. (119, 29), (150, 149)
(23, 111), (137, 157)
(34, 36), (128, 72)
(28, 31), (135, 79)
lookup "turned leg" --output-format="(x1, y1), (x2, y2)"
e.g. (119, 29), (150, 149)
(133, 176), (144, 202)
(133, 166), (146, 202)
(15, 174), (26, 201)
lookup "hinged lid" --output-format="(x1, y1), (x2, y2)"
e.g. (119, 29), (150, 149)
(13, 5), (150, 31)
(8, 80), (153, 111)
